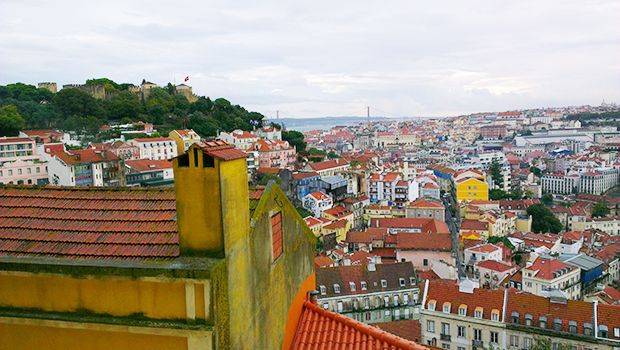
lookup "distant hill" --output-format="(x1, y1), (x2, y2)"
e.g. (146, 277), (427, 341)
(271, 116), (388, 131)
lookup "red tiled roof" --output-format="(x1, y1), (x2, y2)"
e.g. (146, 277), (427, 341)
(345, 228), (388, 244)
(314, 255), (334, 268)
(467, 243), (500, 254)
(125, 159), (172, 172)
(308, 158), (350, 171)
(598, 303), (620, 340)
(323, 205), (351, 218)
(294, 299), (429, 349)
(424, 279), (504, 319)
(370, 218), (449, 234)
(292, 171), (319, 180)
(324, 219), (348, 230)
(197, 140), (247, 161)
(396, 233), (452, 252)
(526, 257), (575, 280)
(0, 137), (32, 144)
(476, 260), (514, 273)
(374, 320), (422, 344)
(131, 137), (174, 143)
(257, 166), (280, 174)
(0, 187), (178, 260)
(407, 198), (444, 209)
(308, 191), (330, 201)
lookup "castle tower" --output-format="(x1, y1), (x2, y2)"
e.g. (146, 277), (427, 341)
(37, 82), (57, 93)
(173, 140), (249, 255)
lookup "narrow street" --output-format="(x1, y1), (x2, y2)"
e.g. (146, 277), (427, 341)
(442, 191), (463, 278)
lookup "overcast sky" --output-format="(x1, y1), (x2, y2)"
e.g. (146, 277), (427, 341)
(1, 0), (619, 118)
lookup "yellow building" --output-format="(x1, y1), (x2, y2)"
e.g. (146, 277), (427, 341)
(169, 129), (202, 153)
(455, 177), (489, 202)
(0, 141), (317, 350)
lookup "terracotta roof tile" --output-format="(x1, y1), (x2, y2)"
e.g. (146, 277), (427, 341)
(292, 301), (427, 349)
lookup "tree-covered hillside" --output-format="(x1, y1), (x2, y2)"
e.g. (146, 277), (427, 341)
(0, 80), (265, 137)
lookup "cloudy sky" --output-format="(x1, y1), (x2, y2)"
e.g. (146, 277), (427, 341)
(1, 0), (619, 118)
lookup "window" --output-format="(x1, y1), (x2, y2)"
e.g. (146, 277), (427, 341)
(583, 323), (593, 336)
(539, 316), (547, 329)
(423, 258), (429, 267)
(568, 321), (577, 334)
(333, 284), (340, 294)
(178, 153), (189, 167)
(271, 212), (283, 260)
(441, 343), (450, 350)
(457, 325), (466, 338)
(510, 335), (519, 347)
(524, 337), (533, 349)
(322, 303), (329, 309)
(443, 302), (451, 313)
(553, 318), (562, 331)
(384, 295), (390, 307)
(403, 293), (409, 304)
(490, 331), (498, 344)
(319, 285), (326, 295)
(525, 314), (533, 326)
(428, 300), (436, 311)
(381, 279), (387, 288)
(361, 281), (367, 290)
(349, 282), (356, 292)
(203, 153), (214, 167)
(337, 301), (343, 312)
(474, 328), (482, 341)
(410, 277), (416, 285)
(399, 278), (406, 287)
(193, 148), (199, 167)
(599, 325), (608, 338)
(458, 305), (467, 316)
(427, 320), (435, 333)
(393, 294), (399, 306)
(511, 311), (520, 324)
(474, 307), (483, 319)
(491, 309), (499, 321)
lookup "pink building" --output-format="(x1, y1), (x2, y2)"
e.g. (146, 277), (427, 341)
(0, 137), (48, 185)
(394, 232), (454, 271)
(252, 139), (296, 169)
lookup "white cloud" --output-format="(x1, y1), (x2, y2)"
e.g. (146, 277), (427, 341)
(0, 0), (619, 118)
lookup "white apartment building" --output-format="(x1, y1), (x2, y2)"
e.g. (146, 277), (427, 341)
(303, 191), (334, 217)
(367, 172), (419, 207)
(522, 257), (581, 300)
(541, 173), (580, 194)
(217, 129), (259, 150)
(579, 168), (618, 195)
(129, 137), (177, 160)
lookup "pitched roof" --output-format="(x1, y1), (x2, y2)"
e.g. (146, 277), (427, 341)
(526, 257), (576, 280)
(323, 205), (351, 218)
(476, 259), (514, 272)
(407, 198), (444, 209)
(308, 191), (330, 201)
(308, 158), (350, 171)
(124, 159), (172, 172)
(467, 243), (501, 254)
(460, 219), (489, 231)
(316, 262), (417, 297)
(423, 279), (505, 319)
(0, 187), (178, 260)
(291, 301), (426, 349)
(196, 140), (247, 161)
(131, 137), (174, 143)
(396, 233), (452, 251)
(374, 320), (422, 344)
(370, 218), (449, 234)
(292, 171), (319, 180)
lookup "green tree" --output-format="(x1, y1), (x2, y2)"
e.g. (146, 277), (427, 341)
(591, 201), (610, 218)
(489, 188), (509, 200)
(541, 193), (554, 206)
(53, 88), (103, 119)
(489, 159), (504, 188)
(106, 91), (142, 120)
(527, 204), (563, 233)
(282, 130), (306, 152)
(530, 166), (542, 177)
(0, 105), (26, 136)
(327, 151), (339, 159)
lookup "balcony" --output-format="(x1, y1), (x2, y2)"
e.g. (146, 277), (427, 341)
(440, 334), (451, 341)
(472, 340), (484, 348)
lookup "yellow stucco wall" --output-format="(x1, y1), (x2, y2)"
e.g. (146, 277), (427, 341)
(0, 272), (187, 319)
(0, 321), (208, 350)
(456, 178), (489, 202)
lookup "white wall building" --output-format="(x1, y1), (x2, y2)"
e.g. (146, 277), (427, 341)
(129, 137), (177, 160)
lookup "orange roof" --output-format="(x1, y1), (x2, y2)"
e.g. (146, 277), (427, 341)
(374, 320), (422, 344)
(476, 260), (514, 272)
(467, 243), (501, 253)
(526, 257), (575, 280)
(408, 198), (444, 209)
(132, 137), (174, 143)
(324, 219), (348, 230)
(323, 205), (351, 218)
(308, 191), (330, 201)
(197, 140), (247, 161)
(396, 233), (452, 252)
(314, 255), (334, 268)
(308, 158), (350, 171)
(424, 279), (504, 320)
(125, 159), (172, 172)
(370, 218), (449, 234)
(291, 300), (426, 349)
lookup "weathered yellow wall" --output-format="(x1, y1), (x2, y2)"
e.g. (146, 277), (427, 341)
(169, 131), (185, 155)
(174, 145), (225, 253)
(0, 323), (190, 350)
(0, 272), (186, 319)
(456, 178), (489, 202)
(221, 184), (316, 350)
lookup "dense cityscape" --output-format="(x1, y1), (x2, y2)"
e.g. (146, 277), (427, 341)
(0, 77), (618, 349)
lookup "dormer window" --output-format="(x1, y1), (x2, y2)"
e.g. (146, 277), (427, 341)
(525, 314), (533, 326)
(333, 284), (340, 294)
(349, 282), (356, 292)
(540, 316), (547, 329)
(553, 319), (563, 331)
(428, 300), (436, 311)
(381, 279), (387, 288)
(583, 323), (593, 336)
(399, 278), (406, 287)
(361, 281), (367, 290)
(491, 309), (500, 321)
(474, 307), (483, 319)
(599, 325), (608, 338)
(443, 302), (451, 313)
(511, 311), (520, 324)
(319, 285), (326, 295)
(458, 304), (467, 316)
(568, 321), (577, 334)
(410, 277), (416, 285)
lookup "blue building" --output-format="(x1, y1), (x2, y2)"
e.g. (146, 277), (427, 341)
(291, 171), (321, 203)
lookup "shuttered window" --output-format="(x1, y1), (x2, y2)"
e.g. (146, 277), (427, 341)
(271, 212), (283, 260)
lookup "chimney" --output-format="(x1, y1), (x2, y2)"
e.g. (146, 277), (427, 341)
(173, 141), (249, 255)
